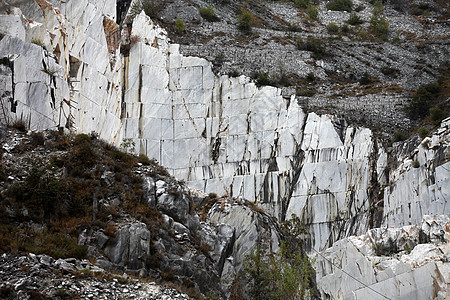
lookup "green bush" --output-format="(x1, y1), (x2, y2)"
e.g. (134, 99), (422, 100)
(412, 160), (420, 168)
(237, 9), (253, 33)
(128, 0), (158, 19)
(417, 127), (429, 139)
(370, 1), (389, 40)
(359, 72), (373, 85)
(348, 13), (364, 25)
(326, 0), (353, 12)
(296, 37), (326, 58)
(404, 243), (412, 254)
(294, 0), (310, 8)
(6, 165), (69, 220)
(327, 22), (339, 33)
(393, 130), (407, 142)
(341, 24), (350, 33)
(408, 81), (441, 120)
(174, 18), (185, 34)
(231, 215), (315, 299)
(255, 73), (271, 86)
(430, 106), (445, 124)
(142, 0), (158, 18)
(199, 6), (219, 22)
(307, 5), (319, 19)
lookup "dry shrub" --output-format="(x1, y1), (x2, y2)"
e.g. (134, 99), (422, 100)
(199, 242), (212, 255)
(161, 268), (175, 281)
(246, 201), (264, 214)
(129, 35), (140, 46)
(12, 119), (27, 132)
(0, 224), (87, 259)
(30, 132), (45, 146)
(103, 224), (117, 237)
(138, 153), (151, 165)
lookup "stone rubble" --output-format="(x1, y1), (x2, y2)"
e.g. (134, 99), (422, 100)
(0, 253), (190, 300)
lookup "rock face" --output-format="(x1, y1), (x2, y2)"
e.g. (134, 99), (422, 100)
(104, 222), (151, 270)
(0, 0), (449, 255)
(207, 199), (281, 284)
(314, 215), (450, 299)
(0, 36), (70, 131)
(383, 118), (450, 228)
(0, 0), (122, 141)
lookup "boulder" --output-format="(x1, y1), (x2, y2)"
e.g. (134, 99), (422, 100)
(156, 192), (190, 225)
(104, 222), (151, 270)
(207, 199), (281, 283)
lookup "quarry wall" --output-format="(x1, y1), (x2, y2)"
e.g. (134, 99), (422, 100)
(0, 0), (448, 254)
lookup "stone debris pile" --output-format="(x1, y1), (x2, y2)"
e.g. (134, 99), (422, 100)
(0, 253), (189, 300)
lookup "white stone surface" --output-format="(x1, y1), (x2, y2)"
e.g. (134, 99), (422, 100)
(0, 14), (26, 41)
(315, 215), (450, 300)
(383, 119), (450, 228)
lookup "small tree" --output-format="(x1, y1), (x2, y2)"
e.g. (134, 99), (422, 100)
(199, 6), (219, 22)
(370, 1), (389, 40)
(233, 214), (316, 299)
(174, 18), (185, 35)
(326, 22), (339, 33)
(297, 37), (326, 58)
(307, 5), (319, 20)
(237, 9), (253, 34)
(241, 245), (274, 299)
(407, 81), (441, 120)
(326, 0), (353, 12)
(348, 13), (364, 25)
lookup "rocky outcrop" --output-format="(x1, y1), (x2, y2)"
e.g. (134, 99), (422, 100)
(207, 198), (281, 284)
(103, 222), (151, 271)
(315, 215), (450, 299)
